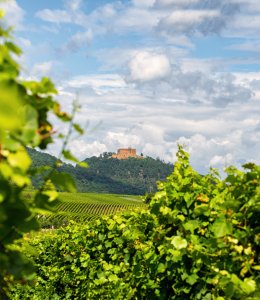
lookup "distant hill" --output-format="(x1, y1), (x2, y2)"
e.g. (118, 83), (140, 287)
(27, 148), (173, 195)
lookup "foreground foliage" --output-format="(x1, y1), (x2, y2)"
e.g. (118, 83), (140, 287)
(0, 11), (83, 298)
(11, 147), (260, 299)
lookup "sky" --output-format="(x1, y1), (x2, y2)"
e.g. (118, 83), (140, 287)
(1, 0), (260, 174)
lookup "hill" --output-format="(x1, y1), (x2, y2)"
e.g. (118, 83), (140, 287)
(27, 148), (173, 195)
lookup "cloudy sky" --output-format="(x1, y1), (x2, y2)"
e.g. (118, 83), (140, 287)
(2, 0), (260, 173)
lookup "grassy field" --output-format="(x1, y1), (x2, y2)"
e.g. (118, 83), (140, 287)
(38, 192), (146, 227)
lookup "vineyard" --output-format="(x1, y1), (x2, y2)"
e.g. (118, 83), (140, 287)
(13, 148), (260, 299)
(37, 192), (146, 226)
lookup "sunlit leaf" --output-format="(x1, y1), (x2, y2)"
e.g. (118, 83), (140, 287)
(171, 236), (188, 250)
(0, 80), (24, 131)
(62, 150), (78, 163)
(8, 148), (32, 172)
(241, 278), (256, 294)
(211, 217), (233, 238)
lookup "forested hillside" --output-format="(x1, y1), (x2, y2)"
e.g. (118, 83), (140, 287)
(27, 148), (173, 195)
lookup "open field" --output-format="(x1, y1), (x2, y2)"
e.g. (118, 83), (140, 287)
(37, 192), (146, 226)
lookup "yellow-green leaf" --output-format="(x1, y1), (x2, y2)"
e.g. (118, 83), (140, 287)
(8, 148), (31, 171)
(171, 236), (188, 250)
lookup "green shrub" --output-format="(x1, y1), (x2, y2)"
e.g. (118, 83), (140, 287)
(11, 147), (260, 299)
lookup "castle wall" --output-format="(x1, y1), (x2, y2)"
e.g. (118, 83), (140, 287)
(112, 148), (141, 160)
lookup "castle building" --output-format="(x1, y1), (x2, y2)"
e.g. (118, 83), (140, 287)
(112, 148), (142, 160)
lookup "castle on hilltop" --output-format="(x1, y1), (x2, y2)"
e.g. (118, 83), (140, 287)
(112, 148), (142, 160)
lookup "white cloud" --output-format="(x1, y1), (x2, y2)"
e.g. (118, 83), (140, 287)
(65, 0), (82, 12)
(230, 0), (260, 13)
(36, 9), (72, 24)
(17, 0), (260, 175)
(161, 9), (219, 26)
(227, 40), (260, 52)
(95, 45), (189, 73)
(58, 29), (93, 54)
(115, 7), (162, 31)
(31, 61), (54, 77)
(104, 132), (141, 150)
(128, 51), (171, 82)
(155, 1), (242, 37)
(98, 3), (116, 18)
(17, 37), (31, 48)
(155, 0), (200, 7)
(228, 15), (260, 37)
(143, 143), (169, 160)
(127, 60), (253, 107)
(132, 0), (155, 8)
(158, 9), (222, 35)
(209, 154), (233, 168)
(34, 0), (253, 50)
(172, 134), (234, 172)
(64, 74), (127, 95)
(51, 68), (260, 174)
(69, 140), (107, 160)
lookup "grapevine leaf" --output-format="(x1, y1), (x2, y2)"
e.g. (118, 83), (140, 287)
(50, 172), (76, 193)
(171, 236), (188, 250)
(241, 278), (256, 294)
(211, 217), (233, 237)
(62, 150), (78, 163)
(73, 123), (84, 135)
(8, 148), (31, 172)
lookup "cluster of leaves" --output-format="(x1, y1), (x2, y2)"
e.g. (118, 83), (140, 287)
(0, 11), (84, 298)
(11, 147), (260, 299)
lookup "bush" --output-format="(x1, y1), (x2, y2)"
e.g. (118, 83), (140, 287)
(11, 147), (260, 299)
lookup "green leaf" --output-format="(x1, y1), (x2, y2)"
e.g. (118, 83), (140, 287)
(50, 172), (76, 193)
(171, 236), (188, 250)
(5, 41), (22, 55)
(0, 80), (24, 131)
(12, 174), (31, 186)
(19, 105), (40, 145)
(186, 274), (199, 285)
(242, 162), (256, 170)
(157, 263), (166, 273)
(183, 220), (199, 233)
(62, 150), (79, 163)
(8, 148), (31, 171)
(241, 278), (256, 294)
(78, 161), (88, 168)
(211, 217), (233, 237)
(0, 9), (6, 19)
(42, 190), (59, 202)
(73, 123), (84, 135)
(34, 193), (57, 213)
(108, 274), (119, 282)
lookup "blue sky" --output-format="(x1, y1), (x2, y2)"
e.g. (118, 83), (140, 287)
(1, 0), (260, 173)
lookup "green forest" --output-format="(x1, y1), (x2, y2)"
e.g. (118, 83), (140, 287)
(0, 6), (259, 300)
(27, 147), (173, 195)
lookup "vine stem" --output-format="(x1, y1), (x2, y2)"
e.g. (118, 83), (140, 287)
(57, 98), (78, 162)
(38, 97), (79, 193)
